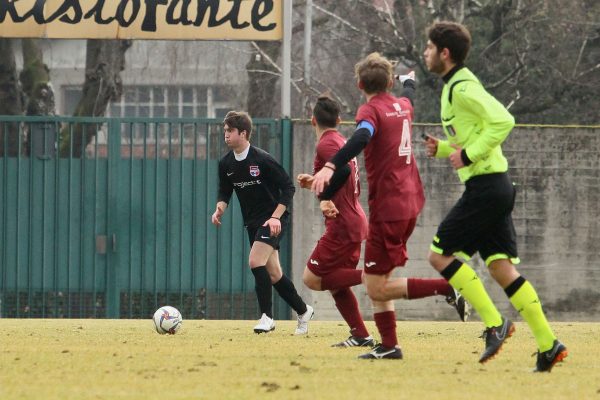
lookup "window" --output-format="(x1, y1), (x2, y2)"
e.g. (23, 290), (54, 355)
(63, 85), (233, 158)
(63, 85), (232, 146)
(63, 85), (231, 120)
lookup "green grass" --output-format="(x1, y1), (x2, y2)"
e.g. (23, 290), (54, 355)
(0, 319), (597, 399)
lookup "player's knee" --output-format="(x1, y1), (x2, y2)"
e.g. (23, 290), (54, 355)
(303, 278), (320, 291)
(302, 268), (322, 291)
(366, 283), (388, 302)
(248, 257), (262, 269)
(488, 259), (519, 287)
(427, 250), (438, 265)
(367, 291), (388, 302)
(268, 269), (283, 284)
(427, 250), (447, 270)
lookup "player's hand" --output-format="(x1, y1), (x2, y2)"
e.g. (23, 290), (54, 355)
(211, 209), (223, 226)
(297, 173), (314, 189)
(449, 143), (465, 169)
(320, 200), (339, 219)
(396, 70), (415, 83)
(423, 134), (439, 157)
(263, 217), (281, 237)
(311, 164), (334, 196)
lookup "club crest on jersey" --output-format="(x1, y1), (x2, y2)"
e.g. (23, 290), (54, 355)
(249, 165), (260, 177)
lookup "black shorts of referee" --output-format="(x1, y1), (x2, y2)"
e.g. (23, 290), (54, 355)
(430, 172), (520, 266)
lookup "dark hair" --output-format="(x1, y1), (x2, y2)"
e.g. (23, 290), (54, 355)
(223, 111), (253, 140)
(427, 21), (472, 64)
(354, 52), (393, 94)
(313, 95), (340, 128)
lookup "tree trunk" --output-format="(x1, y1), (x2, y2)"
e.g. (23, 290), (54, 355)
(20, 39), (56, 157)
(20, 39), (55, 116)
(60, 39), (131, 158)
(0, 39), (24, 156)
(246, 41), (281, 118)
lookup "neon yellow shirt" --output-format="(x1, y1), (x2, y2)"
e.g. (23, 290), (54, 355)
(436, 67), (515, 182)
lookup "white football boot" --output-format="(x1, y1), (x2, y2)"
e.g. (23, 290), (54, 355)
(294, 305), (314, 335)
(253, 313), (275, 334)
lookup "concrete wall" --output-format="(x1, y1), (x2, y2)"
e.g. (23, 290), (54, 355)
(291, 122), (600, 323)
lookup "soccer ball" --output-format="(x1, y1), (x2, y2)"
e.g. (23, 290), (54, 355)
(153, 306), (183, 334)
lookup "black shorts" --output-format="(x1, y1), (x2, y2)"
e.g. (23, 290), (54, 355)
(246, 216), (288, 250)
(431, 172), (520, 266)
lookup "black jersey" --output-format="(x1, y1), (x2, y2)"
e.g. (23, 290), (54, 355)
(217, 146), (295, 228)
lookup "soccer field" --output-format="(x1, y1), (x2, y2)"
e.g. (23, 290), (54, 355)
(0, 319), (596, 399)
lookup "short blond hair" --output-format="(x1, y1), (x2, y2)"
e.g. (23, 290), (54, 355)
(354, 52), (394, 94)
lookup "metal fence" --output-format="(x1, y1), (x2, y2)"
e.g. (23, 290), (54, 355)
(0, 116), (292, 320)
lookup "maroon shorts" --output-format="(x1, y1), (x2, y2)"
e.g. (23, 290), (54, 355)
(306, 235), (362, 277)
(364, 218), (417, 275)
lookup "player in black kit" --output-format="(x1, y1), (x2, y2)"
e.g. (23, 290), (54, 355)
(211, 111), (314, 334)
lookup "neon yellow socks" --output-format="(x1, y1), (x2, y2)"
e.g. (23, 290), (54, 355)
(442, 260), (503, 327)
(507, 278), (556, 352)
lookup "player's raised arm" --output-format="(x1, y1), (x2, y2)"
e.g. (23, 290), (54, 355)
(396, 71), (416, 105)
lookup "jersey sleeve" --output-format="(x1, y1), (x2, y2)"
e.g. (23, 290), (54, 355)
(355, 103), (379, 133)
(217, 158), (233, 204)
(399, 79), (416, 105)
(315, 135), (342, 172)
(263, 154), (295, 208)
(454, 83), (515, 163)
(435, 140), (454, 158)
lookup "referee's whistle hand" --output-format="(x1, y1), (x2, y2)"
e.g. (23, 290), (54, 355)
(423, 134), (438, 157)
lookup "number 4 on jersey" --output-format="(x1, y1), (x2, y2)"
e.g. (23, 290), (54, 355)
(398, 119), (412, 164)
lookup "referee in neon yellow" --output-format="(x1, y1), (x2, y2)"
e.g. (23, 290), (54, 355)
(423, 21), (567, 372)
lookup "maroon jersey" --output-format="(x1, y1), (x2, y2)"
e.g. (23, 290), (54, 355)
(355, 92), (425, 222)
(314, 130), (367, 243)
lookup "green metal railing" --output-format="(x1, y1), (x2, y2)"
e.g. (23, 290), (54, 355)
(0, 116), (292, 319)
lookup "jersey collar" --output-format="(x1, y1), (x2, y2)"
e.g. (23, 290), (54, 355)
(442, 64), (465, 83)
(234, 144), (250, 161)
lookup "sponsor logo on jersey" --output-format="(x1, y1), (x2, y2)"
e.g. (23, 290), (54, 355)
(249, 165), (260, 177)
(309, 259), (319, 265)
(233, 179), (261, 189)
(227, 172), (234, 176)
(385, 102), (409, 118)
(365, 261), (376, 268)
